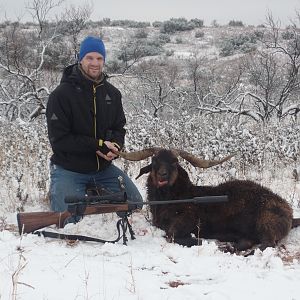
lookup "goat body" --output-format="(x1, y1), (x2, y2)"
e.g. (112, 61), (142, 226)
(145, 149), (298, 252)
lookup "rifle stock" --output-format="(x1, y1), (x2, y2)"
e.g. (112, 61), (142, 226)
(17, 203), (129, 235)
(17, 211), (71, 234)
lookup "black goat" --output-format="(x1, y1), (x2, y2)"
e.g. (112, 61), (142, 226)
(117, 148), (300, 253)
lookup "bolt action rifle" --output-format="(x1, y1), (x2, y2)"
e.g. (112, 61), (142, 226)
(17, 192), (228, 245)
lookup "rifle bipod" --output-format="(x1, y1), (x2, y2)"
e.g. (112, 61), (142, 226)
(33, 213), (135, 245)
(118, 214), (136, 245)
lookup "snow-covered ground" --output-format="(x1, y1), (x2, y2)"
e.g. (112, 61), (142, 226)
(1, 187), (300, 300)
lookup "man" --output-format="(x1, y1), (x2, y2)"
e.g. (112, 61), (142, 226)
(46, 36), (142, 219)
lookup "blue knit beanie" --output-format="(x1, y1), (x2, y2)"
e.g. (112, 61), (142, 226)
(79, 36), (106, 61)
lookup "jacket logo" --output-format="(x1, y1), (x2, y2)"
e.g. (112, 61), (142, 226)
(105, 94), (112, 104)
(50, 113), (58, 120)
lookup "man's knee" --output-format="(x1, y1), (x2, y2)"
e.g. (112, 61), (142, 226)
(49, 168), (86, 212)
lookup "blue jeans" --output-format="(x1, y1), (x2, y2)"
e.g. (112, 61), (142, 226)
(49, 163), (143, 215)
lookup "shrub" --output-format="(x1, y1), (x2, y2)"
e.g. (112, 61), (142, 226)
(219, 34), (257, 56)
(282, 31), (295, 40)
(175, 37), (183, 44)
(190, 18), (204, 28)
(43, 38), (74, 70)
(105, 59), (125, 73)
(158, 33), (171, 44)
(152, 21), (162, 28)
(117, 39), (164, 61)
(253, 30), (264, 39)
(228, 20), (244, 27)
(135, 29), (148, 39)
(110, 20), (150, 28)
(195, 31), (204, 38)
(160, 18), (195, 34)
(165, 49), (174, 56)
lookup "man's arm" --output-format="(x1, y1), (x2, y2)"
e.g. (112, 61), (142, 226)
(46, 91), (99, 154)
(96, 89), (126, 161)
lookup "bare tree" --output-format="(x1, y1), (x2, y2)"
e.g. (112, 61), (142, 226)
(60, 2), (93, 58)
(192, 61), (255, 121)
(193, 13), (300, 123)
(26, 0), (65, 38)
(117, 38), (147, 73)
(121, 59), (181, 118)
(0, 0), (64, 121)
(185, 51), (216, 110)
(187, 51), (209, 93)
(240, 14), (300, 122)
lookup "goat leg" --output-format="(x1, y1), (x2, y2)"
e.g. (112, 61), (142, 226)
(166, 210), (200, 247)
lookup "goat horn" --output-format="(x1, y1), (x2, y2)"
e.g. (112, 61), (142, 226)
(114, 147), (162, 161)
(177, 149), (235, 168)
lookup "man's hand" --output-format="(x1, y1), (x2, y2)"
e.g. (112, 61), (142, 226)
(96, 141), (119, 161)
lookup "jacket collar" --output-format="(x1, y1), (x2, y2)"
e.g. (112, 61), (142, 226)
(60, 64), (107, 89)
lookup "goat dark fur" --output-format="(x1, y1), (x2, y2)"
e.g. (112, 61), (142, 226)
(144, 149), (299, 252)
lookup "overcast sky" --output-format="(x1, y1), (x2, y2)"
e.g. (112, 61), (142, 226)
(0, 0), (299, 26)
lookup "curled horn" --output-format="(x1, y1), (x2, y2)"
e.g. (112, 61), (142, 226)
(115, 147), (162, 161)
(176, 149), (235, 168)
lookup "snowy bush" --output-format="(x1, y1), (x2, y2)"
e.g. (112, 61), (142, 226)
(0, 106), (299, 213)
(125, 112), (300, 168)
(134, 29), (148, 39)
(117, 39), (164, 62)
(0, 118), (50, 212)
(158, 33), (171, 44)
(228, 20), (244, 27)
(219, 33), (258, 56)
(195, 31), (205, 38)
(281, 30), (295, 40)
(160, 18), (196, 34)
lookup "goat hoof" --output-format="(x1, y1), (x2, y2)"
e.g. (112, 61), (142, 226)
(217, 241), (236, 253)
(242, 249), (255, 256)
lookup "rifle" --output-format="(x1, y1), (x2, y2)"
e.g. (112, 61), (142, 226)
(17, 193), (228, 245)
(17, 192), (128, 235)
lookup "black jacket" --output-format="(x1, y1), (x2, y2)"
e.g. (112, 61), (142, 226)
(46, 64), (126, 173)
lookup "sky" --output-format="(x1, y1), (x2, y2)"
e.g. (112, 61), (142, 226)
(0, 0), (299, 26)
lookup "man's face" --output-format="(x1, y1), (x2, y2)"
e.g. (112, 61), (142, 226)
(80, 52), (104, 79)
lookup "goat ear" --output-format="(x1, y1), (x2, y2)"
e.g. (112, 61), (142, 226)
(136, 164), (152, 179)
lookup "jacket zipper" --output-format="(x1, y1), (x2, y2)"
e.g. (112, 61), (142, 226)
(93, 83), (103, 171)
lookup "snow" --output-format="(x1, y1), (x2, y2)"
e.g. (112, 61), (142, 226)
(1, 195), (300, 300)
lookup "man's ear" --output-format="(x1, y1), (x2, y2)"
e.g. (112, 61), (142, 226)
(135, 164), (152, 179)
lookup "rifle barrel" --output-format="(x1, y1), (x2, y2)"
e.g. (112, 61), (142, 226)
(129, 195), (228, 206)
(65, 192), (228, 206)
